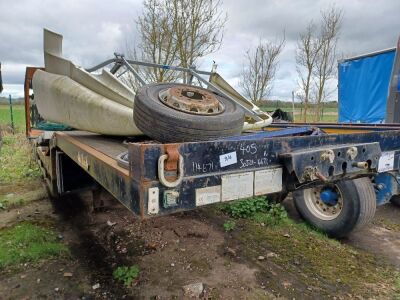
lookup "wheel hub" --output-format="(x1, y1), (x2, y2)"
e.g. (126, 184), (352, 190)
(320, 188), (339, 206)
(159, 85), (224, 115)
(304, 186), (343, 220)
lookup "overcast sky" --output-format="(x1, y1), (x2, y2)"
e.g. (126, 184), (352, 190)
(0, 0), (399, 100)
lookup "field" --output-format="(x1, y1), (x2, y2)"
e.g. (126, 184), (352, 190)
(259, 106), (338, 122)
(0, 104), (26, 131)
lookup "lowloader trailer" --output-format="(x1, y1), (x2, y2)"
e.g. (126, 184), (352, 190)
(25, 68), (400, 238)
(24, 33), (400, 238)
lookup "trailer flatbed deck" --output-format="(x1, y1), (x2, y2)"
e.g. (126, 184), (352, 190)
(31, 123), (400, 215)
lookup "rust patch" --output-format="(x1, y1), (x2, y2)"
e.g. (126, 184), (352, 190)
(24, 67), (45, 137)
(164, 144), (180, 171)
(159, 84), (223, 115)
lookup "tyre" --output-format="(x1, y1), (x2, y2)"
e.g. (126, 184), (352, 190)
(293, 177), (376, 238)
(133, 83), (245, 142)
(390, 195), (400, 207)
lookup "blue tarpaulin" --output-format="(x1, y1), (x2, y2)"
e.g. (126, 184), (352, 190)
(338, 49), (395, 123)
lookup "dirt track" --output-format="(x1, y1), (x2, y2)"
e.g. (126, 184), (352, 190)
(0, 189), (399, 299)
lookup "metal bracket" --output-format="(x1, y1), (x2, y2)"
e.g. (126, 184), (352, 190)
(158, 152), (184, 188)
(148, 187), (160, 214)
(280, 142), (381, 183)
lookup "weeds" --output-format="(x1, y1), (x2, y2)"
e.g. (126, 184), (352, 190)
(223, 220), (236, 231)
(222, 197), (288, 225)
(0, 133), (40, 183)
(222, 197), (268, 218)
(113, 265), (140, 286)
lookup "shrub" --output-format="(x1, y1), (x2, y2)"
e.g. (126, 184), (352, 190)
(113, 265), (140, 286)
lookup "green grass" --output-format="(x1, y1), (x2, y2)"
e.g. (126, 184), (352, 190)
(294, 113), (338, 123)
(260, 105), (337, 113)
(0, 222), (68, 268)
(0, 105), (25, 132)
(0, 133), (40, 183)
(395, 275), (400, 300)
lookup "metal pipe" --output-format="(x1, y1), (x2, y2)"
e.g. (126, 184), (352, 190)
(121, 57), (146, 86)
(352, 162), (369, 169)
(339, 47), (396, 63)
(116, 67), (129, 78)
(86, 55), (213, 76)
(315, 172), (328, 182)
(125, 59), (213, 76)
(109, 61), (123, 74)
(85, 58), (119, 72)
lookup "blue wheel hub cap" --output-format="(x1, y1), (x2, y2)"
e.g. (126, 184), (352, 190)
(320, 188), (339, 206)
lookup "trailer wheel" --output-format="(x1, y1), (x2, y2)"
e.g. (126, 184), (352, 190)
(390, 195), (400, 207)
(133, 83), (245, 142)
(293, 178), (376, 238)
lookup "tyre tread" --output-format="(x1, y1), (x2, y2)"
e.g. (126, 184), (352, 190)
(353, 177), (376, 228)
(133, 83), (244, 142)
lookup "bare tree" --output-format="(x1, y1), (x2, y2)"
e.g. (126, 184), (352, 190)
(296, 22), (324, 122)
(296, 7), (342, 122)
(127, 0), (226, 87)
(134, 0), (179, 83)
(313, 7), (342, 120)
(172, 0), (227, 81)
(239, 36), (285, 102)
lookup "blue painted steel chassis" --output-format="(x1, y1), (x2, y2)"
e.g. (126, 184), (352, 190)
(33, 124), (400, 218)
(38, 124), (400, 219)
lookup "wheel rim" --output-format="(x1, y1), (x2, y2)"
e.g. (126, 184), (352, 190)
(303, 185), (343, 221)
(159, 85), (225, 115)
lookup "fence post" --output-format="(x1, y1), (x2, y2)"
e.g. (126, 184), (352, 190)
(321, 102), (324, 121)
(292, 91), (295, 121)
(9, 94), (14, 133)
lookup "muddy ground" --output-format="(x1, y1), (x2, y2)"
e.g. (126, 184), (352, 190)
(0, 182), (399, 300)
